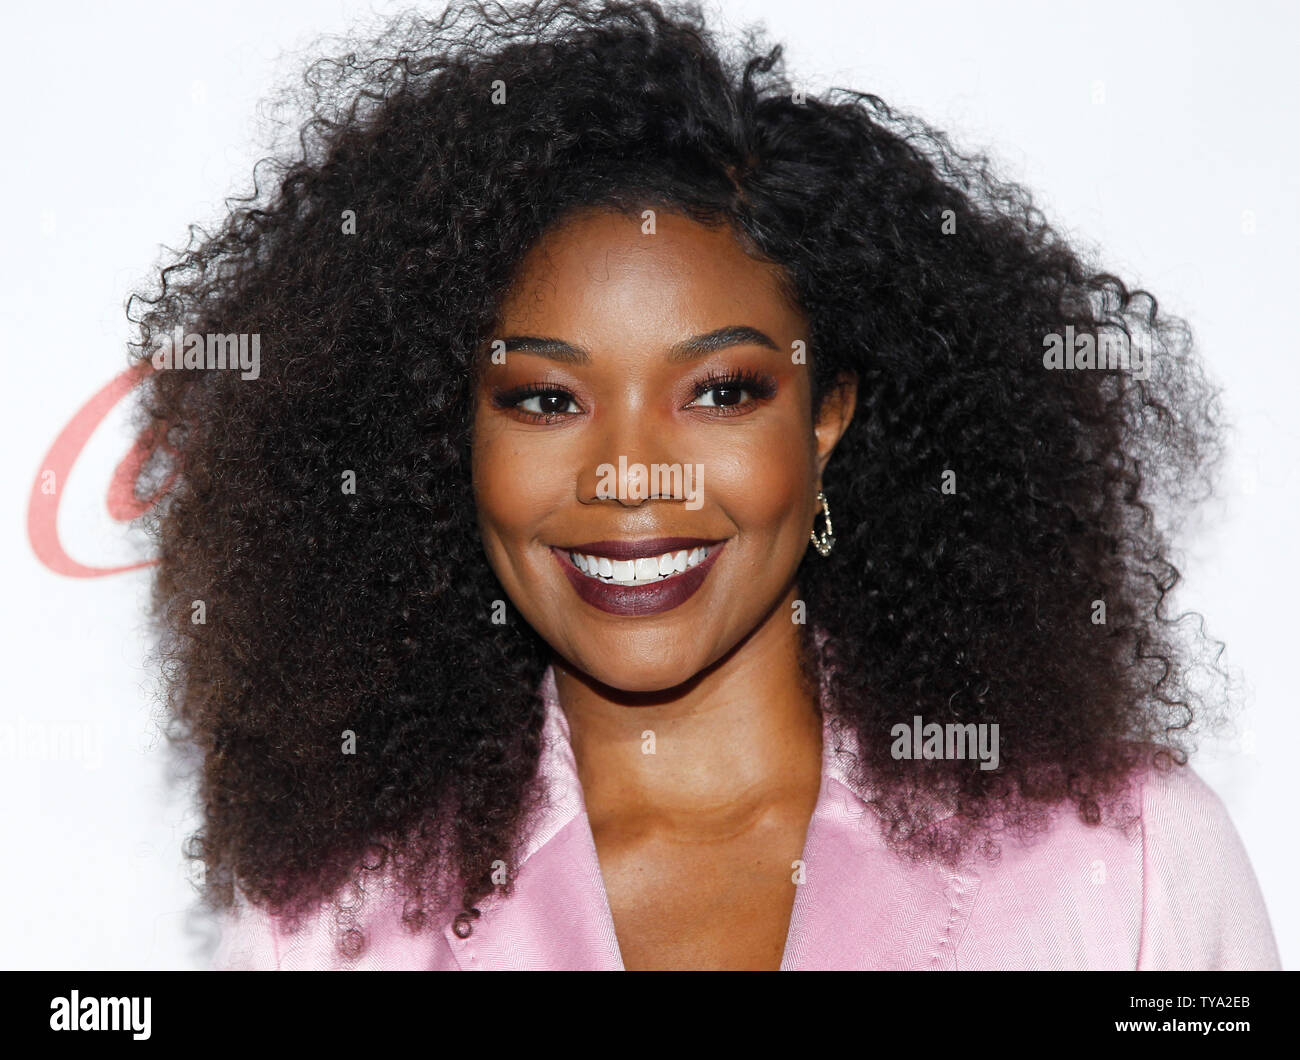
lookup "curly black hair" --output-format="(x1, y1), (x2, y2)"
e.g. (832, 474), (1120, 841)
(127, 0), (1227, 959)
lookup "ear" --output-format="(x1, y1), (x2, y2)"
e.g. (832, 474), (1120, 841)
(813, 372), (858, 480)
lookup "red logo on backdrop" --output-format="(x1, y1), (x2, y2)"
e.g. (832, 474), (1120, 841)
(27, 362), (176, 577)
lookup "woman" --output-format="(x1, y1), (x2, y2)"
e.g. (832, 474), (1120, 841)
(131, 0), (1279, 969)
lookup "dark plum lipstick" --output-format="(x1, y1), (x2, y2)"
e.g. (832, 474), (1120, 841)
(551, 537), (726, 617)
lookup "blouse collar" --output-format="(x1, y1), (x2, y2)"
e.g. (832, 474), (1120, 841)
(516, 649), (957, 871)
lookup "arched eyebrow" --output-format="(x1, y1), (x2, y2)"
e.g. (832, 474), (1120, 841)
(488, 325), (780, 365)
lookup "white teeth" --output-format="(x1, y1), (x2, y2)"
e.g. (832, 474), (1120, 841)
(569, 546), (712, 586)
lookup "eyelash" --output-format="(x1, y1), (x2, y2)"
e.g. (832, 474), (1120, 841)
(493, 368), (778, 423)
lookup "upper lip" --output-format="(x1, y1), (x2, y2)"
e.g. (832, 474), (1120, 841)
(555, 537), (722, 560)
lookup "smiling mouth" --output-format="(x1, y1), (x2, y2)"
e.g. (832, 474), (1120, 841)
(564, 545), (716, 586)
(549, 538), (726, 617)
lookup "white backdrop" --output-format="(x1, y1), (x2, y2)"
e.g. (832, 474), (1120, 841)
(2, 0), (1296, 969)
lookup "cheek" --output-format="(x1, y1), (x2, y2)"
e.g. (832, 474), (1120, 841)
(471, 416), (564, 556)
(703, 415), (813, 521)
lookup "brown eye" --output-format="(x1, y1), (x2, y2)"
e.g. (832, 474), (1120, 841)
(491, 383), (583, 421)
(516, 390), (579, 416)
(687, 369), (777, 412)
(693, 382), (750, 407)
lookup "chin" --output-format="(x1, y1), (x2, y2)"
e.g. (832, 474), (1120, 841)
(563, 646), (715, 698)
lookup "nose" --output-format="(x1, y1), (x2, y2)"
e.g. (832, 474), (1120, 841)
(574, 403), (693, 507)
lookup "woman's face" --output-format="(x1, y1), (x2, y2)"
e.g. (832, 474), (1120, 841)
(471, 206), (855, 693)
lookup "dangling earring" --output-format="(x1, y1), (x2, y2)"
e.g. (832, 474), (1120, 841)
(809, 489), (835, 557)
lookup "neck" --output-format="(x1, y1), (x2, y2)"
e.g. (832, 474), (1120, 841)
(551, 584), (824, 825)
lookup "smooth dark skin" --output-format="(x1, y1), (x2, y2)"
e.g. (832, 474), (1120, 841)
(471, 206), (857, 970)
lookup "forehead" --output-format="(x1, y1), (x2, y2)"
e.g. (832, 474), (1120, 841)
(496, 207), (801, 333)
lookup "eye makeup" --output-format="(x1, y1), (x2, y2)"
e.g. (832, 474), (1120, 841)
(490, 367), (779, 424)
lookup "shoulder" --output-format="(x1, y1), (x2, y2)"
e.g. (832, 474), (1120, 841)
(1138, 758), (1238, 843)
(1134, 761), (1281, 970)
(211, 891), (283, 970)
(953, 759), (1280, 969)
(212, 881), (461, 971)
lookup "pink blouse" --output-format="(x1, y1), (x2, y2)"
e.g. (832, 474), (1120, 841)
(213, 664), (1281, 970)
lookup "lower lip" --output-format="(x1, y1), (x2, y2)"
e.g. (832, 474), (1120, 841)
(551, 543), (726, 617)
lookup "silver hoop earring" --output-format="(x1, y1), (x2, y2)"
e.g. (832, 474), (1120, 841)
(810, 490), (835, 557)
